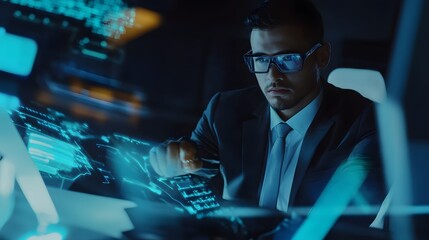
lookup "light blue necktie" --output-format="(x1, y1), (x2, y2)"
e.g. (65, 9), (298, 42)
(260, 122), (292, 208)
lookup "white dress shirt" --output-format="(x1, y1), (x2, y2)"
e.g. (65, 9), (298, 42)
(266, 90), (323, 212)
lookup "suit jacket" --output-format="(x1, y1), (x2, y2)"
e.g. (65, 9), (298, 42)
(191, 82), (385, 208)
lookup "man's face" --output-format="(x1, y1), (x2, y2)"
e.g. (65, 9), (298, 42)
(250, 25), (328, 119)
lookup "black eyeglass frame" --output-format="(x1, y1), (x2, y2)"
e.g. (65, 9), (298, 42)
(243, 43), (323, 74)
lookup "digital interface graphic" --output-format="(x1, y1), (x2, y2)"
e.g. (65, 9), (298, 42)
(5, 0), (134, 39)
(7, 103), (223, 218)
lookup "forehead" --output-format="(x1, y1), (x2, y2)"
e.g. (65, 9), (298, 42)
(250, 25), (310, 54)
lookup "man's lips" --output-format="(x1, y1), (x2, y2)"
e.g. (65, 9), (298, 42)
(267, 88), (292, 95)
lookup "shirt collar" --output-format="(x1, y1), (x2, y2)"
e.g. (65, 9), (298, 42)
(270, 90), (323, 136)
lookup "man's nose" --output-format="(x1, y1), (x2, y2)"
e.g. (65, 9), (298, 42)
(266, 63), (284, 82)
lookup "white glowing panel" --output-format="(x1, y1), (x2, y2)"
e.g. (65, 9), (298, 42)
(0, 161), (15, 231)
(0, 28), (38, 77)
(0, 108), (59, 226)
(328, 68), (386, 103)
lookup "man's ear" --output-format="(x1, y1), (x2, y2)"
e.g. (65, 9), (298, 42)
(316, 42), (331, 69)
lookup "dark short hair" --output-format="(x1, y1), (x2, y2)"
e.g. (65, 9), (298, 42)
(244, 0), (324, 44)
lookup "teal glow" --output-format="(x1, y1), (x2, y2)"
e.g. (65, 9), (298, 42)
(0, 29), (37, 76)
(26, 232), (63, 240)
(292, 158), (369, 240)
(184, 206), (197, 215)
(59, 121), (94, 140)
(113, 133), (151, 146)
(174, 207), (185, 213)
(181, 189), (213, 199)
(101, 136), (110, 143)
(42, 17), (50, 25)
(27, 132), (92, 178)
(21, 225), (67, 240)
(0, 92), (20, 111)
(81, 49), (108, 60)
(122, 177), (162, 195)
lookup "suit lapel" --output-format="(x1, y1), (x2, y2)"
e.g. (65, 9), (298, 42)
(289, 119), (333, 206)
(240, 102), (270, 203)
(288, 99), (335, 206)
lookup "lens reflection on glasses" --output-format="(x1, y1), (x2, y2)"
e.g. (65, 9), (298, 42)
(243, 43), (322, 73)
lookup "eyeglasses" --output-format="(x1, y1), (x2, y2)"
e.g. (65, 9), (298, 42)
(243, 43), (322, 74)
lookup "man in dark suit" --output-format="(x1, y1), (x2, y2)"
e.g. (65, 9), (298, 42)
(150, 0), (384, 214)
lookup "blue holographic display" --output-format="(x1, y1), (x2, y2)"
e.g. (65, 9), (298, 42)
(8, 103), (223, 218)
(6, 103), (256, 240)
(28, 132), (92, 177)
(10, 105), (96, 189)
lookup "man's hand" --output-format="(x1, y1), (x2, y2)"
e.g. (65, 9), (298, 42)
(149, 139), (202, 177)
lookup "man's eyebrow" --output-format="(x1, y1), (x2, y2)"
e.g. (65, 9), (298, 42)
(250, 49), (300, 56)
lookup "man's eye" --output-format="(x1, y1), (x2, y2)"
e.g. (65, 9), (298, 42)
(255, 57), (269, 63)
(278, 55), (293, 61)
